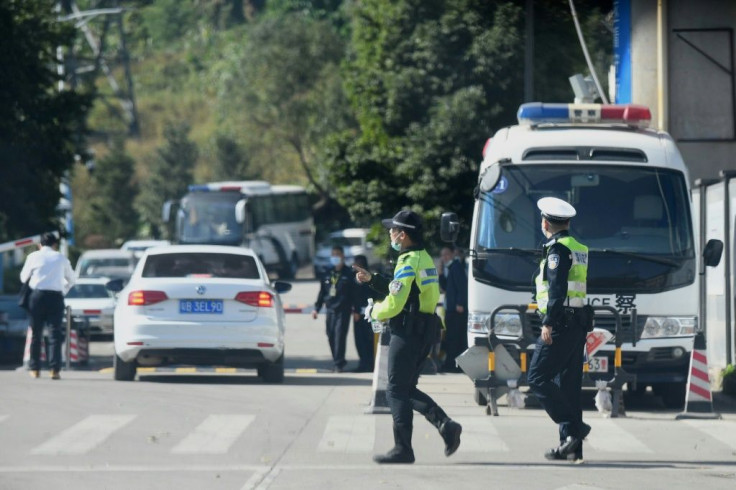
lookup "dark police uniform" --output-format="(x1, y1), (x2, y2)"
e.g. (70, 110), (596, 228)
(365, 210), (461, 464)
(351, 273), (384, 372)
(527, 198), (590, 461)
(314, 265), (355, 371)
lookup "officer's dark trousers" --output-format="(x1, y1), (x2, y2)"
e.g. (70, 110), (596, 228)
(527, 322), (587, 441)
(443, 310), (468, 371)
(326, 309), (350, 369)
(28, 290), (65, 371)
(353, 318), (374, 371)
(387, 328), (449, 454)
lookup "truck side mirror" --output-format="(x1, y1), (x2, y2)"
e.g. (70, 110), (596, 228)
(478, 162), (502, 192)
(162, 201), (174, 223)
(235, 199), (247, 224)
(703, 239), (723, 267)
(440, 212), (460, 243)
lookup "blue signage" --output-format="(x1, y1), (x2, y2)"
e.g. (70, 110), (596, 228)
(613, 0), (632, 103)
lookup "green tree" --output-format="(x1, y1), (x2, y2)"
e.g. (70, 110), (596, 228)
(215, 13), (351, 196)
(326, 0), (525, 243)
(211, 134), (256, 181)
(88, 138), (139, 245)
(0, 0), (91, 242)
(136, 122), (198, 239)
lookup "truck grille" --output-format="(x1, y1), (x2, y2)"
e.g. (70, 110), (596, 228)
(526, 312), (644, 344)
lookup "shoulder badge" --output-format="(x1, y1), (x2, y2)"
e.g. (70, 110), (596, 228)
(548, 254), (560, 270)
(389, 280), (403, 295)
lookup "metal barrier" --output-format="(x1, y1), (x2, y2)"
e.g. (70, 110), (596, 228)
(472, 304), (638, 417)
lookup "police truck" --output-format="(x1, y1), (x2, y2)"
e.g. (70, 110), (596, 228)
(447, 102), (722, 408)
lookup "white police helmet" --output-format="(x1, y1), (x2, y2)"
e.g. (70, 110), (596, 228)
(537, 197), (576, 223)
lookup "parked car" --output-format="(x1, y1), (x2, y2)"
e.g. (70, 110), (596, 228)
(64, 278), (117, 336)
(0, 295), (29, 365)
(107, 245), (291, 382)
(313, 228), (381, 277)
(75, 249), (138, 284)
(121, 239), (171, 259)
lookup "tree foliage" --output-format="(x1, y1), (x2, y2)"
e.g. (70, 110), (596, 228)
(87, 138), (139, 245)
(0, 0), (91, 242)
(136, 122), (198, 239)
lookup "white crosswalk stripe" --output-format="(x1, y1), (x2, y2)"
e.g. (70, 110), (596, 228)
(682, 419), (736, 450)
(30, 414), (136, 455)
(318, 415), (376, 453)
(584, 419), (652, 453)
(171, 414), (256, 454)
(453, 416), (510, 452)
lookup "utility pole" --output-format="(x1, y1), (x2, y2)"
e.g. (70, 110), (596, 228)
(524, 0), (534, 102)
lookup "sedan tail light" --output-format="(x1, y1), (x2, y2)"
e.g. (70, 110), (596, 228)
(235, 291), (273, 307)
(128, 290), (168, 306)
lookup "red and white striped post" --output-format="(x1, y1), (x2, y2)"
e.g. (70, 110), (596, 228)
(676, 332), (721, 420)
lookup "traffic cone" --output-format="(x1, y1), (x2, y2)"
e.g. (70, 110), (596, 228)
(364, 329), (391, 414)
(676, 332), (721, 420)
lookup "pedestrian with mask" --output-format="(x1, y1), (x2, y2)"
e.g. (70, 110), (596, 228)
(354, 210), (462, 464)
(19, 232), (75, 379)
(312, 245), (354, 372)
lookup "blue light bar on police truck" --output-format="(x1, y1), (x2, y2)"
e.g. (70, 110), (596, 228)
(517, 103), (651, 128)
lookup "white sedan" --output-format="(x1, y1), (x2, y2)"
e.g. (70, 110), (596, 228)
(107, 245), (291, 382)
(64, 278), (116, 335)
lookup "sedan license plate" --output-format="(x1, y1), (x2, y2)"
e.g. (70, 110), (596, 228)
(179, 299), (224, 314)
(587, 356), (608, 373)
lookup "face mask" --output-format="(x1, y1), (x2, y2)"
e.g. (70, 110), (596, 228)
(391, 241), (401, 252)
(330, 256), (342, 266)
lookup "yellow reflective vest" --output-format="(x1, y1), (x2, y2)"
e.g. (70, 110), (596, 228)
(535, 235), (588, 314)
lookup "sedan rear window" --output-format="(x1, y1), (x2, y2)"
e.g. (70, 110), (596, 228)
(141, 253), (260, 279)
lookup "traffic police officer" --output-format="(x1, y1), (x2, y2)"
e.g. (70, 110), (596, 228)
(527, 197), (591, 462)
(354, 210), (462, 464)
(313, 245), (354, 372)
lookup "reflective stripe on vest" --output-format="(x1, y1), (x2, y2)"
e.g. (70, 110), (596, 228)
(535, 236), (588, 314)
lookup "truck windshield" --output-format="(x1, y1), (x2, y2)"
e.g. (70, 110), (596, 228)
(474, 164), (695, 294)
(176, 192), (243, 245)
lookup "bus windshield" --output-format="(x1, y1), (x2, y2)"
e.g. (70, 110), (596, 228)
(473, 164), (696, 294)
(177, 192), (242, 245)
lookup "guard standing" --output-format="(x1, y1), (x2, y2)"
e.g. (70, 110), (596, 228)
(312, 245), (354, 372)
(19, 232), (75, 379)
(527, 197), (591, 462)
(354, 210), (462, 464)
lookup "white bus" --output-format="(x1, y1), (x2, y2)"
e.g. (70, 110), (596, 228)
(163, 181), (314, 278)
(443, 102), (722, 408)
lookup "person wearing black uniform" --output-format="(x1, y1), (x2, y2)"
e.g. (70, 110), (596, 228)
(438, 246), (468, 372)
(19, 232), (75, 379)
(527, 197), (591, 462)
(353, 210), (462, 464)
(350, 254), (384, 372)
(312, 245), (354, 372)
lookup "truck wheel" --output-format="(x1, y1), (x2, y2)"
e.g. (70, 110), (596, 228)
(279, 254), (298, 279)
(474, 388), (488, 406)
(259, 354), (284, 384)
(113, 352), (137, 381)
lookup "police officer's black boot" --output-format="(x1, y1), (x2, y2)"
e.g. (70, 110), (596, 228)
(373, 426), (415, 464)
(439, 419), (462, 457)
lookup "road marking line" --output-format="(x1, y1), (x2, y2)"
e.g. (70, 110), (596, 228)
(175, 367), (197, 374)
(295, 368), (317, 374)
(30, 415), (136, 455)
(585, 420), (652, 453)
(215, 367), (237, 373)
(683, 419), (736, 450)
(172, 415), (255, 454)
(452, 416), (510, 452)
(241, 467), (280, 490)
(318, 415), (375, 453)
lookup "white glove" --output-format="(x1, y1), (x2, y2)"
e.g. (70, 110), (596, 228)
(364, 299), (374, 322)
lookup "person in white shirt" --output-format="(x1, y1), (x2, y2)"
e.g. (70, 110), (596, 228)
(19, 233), (75, 379)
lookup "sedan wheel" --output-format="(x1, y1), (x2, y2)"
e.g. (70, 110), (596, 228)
(113, 352), (137, 381)
(258, 354), (284, 384)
